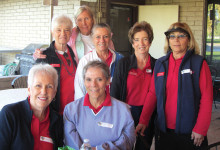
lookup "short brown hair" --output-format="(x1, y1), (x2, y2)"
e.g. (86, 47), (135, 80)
(128, 21), (154, 44)
(83, 60), (110, 81)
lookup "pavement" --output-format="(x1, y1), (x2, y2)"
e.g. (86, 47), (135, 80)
(150, 102), (220, 150)
(207, 102), (220, 145)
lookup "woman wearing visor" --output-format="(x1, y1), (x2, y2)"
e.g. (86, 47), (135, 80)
(136, 22), (213, 150)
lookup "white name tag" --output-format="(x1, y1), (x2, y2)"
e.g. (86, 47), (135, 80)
(40, 136), (53, 144)
(98, 122), (113, 128)
(181, 69), (192, 74)
(146, 69), (152, 73)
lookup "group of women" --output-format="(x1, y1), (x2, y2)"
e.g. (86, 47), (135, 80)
(0, 4), (213, 150)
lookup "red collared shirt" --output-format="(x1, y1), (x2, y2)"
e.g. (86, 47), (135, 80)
(140, 53), (213, 136)
(31, 106), (53, 150)
(126, 55), (152, 106)
(83, 92), (112, 114)
(105, 50), (113, 67)
(57, 48), (76, 114)
(165, 54), (183, 129)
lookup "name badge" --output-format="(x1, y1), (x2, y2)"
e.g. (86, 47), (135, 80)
(50, 64), (60, 67)
(146, 69), (152, 73)
(98, 122), (113, 128)
(181, 69), (192, 74)
(157, 72), (164, 76)
(40, 136), (53, 144)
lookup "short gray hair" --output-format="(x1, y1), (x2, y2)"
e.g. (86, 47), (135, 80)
(28, 63), (58, 89)
(83, 60), (110, 80)
(51, 14), (73, 31)
(91, 23), (112, 38)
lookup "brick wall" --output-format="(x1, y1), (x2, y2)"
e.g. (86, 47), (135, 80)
(0, 0), (108, 65)
(0, 0), (205, 64)
(145, 0), (205, 54)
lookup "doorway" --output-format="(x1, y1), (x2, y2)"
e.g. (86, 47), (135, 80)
(109, 4), (137, 57)
(205, 0), (220, 76)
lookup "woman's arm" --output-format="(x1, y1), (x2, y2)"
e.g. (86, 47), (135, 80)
(192, 61), (213, 146)
(96, 109), (135, 150)
(136, 74), (157, 135)
(74, 60), (87, 100)
(193, 61), (213, 135)
(110, 61), (123, 100)
(0, 107), (14, 149)
(33, 48), (47, 60)
(63, 106), (83, 149)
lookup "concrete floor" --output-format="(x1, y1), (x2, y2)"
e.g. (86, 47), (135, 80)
(207, 102), (220, 146)
(149, 102), (220, 150)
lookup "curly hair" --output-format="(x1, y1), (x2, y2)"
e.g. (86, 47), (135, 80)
(128, 21), (154, 44)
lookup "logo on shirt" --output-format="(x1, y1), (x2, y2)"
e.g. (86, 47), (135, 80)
(157, 72), (165, 76)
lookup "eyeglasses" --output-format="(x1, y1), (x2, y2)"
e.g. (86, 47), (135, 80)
(168, 34), (188, 40)
(63, 52), (71, 66)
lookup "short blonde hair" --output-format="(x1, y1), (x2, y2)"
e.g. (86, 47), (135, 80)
(74, 5), (95, 26)
(164, 22), (200, 54)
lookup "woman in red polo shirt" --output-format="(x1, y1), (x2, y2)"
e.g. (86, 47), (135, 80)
(110, 21), (156, 150)
(0, 64), (63, 150)
(36, 14), (77, 114)
(136, 22), (213, 150)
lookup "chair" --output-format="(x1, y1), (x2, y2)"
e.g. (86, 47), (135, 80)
(11, 75), (28, 88)
(207, 141), (220, 150)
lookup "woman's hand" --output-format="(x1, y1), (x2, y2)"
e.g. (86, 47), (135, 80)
(33, 48), (46, 59)
(191, 131), (204, 146)
(135, 124), (147, 136)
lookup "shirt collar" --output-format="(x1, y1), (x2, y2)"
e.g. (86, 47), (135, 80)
(83, 91), (112, 108)
(170, 52), (184, 63)
(55, 48), (68, 55)
(143, 54), (151, 70)
(29, 97), (50, 123)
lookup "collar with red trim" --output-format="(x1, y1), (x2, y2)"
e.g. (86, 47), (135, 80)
(83, 92), (112, 109)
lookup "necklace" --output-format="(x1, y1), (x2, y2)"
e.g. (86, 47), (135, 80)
(56, 50), (76, 77)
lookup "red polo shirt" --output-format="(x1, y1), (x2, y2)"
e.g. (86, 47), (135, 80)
(57, 49), (76, 114)
(105, 50), (113, 67)
(126, 55), (152, 106)
(104, 50), (113, 92)
(83, 92), (112, 114)
(31, 107), (53, 150)
(140, 53), (213, 136)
